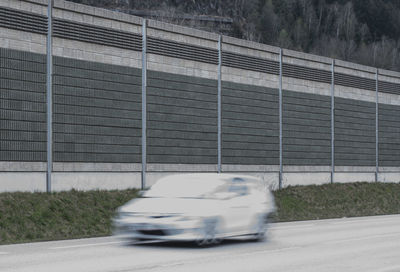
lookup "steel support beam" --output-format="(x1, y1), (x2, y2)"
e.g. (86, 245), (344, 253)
(375, 69), (379, 182)
(141, 19), (147, 190)
(331, 59), (335, 184)
(46, 0), (53, 193)
(217, 35), (222, 173)
(279, 49), (283, 189)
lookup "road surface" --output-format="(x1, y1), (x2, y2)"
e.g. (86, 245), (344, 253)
(1, 214), (400, 272)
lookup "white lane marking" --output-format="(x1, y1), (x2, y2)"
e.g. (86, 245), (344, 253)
(129, 240), (164, 245)
(269, 224), (315, 230)
(160, 262), (185, 268)
(272, 216), (400, 229)
(324, 232), (400, 245)
(238, 246), (301, 257)
(331, 218), (400, 225)
(0, 252), (9, 255)
(49, 241), (121, 250)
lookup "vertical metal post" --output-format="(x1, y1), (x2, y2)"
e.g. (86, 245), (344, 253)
(278, 49), (283, 189)
(375, 69), (379, 182)
(217, 36), (222, 173)
(331, 59), (335, 184)
(141, 19), (147, 190)
(46, 0), (53, 193)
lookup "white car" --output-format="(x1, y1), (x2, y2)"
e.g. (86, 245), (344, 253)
(113, 173), (275, 245)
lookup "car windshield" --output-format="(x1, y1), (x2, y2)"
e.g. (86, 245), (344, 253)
(143, 177), (226, 199)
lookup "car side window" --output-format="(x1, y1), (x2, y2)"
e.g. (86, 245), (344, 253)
(228, 184), (248, 196)
(229, 177), (249, 196)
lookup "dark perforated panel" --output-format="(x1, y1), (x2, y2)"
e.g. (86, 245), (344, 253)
(379, 80), (400, 95)
(282, 63), (331, 84)
(283, 90), (331, 165)
(379, 104), (400, 167)
(222, 52), (279, 75)
(147, 37), (218, 65)
(147, 70), (218, 164)
(222, 81), (279, 165)
(0, 48), (47, 161)
(334, 98), (376, 166)
(53, 57), (142, 162)
(53, 19), (142, 51)
(0, 6), (47, 35)
(335, 73), (376, 92)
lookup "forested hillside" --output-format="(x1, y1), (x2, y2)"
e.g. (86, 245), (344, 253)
(68, 0), (400, 72)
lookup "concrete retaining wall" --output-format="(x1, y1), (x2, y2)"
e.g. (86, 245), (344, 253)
(0, 0), (399, 192)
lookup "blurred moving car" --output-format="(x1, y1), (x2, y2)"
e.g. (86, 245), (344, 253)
(113, 173), (275, 245)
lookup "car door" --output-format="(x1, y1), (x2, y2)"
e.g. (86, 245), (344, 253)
(224, 183), (252, 233)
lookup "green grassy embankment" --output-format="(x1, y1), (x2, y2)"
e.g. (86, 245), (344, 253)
(0, 189), (139, 245)
(0, 182), (399, 245)
(273, 182), (400, 222)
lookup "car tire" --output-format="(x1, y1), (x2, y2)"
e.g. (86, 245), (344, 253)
(250, 214), (268, 242)
(196, 217), (222, 246)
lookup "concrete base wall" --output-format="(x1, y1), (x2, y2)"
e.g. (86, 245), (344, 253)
(378, 172), (400, 183)
(334, 172), (376, 183)
(0, 172), (47, 192)
(283, 172), (331, 187)
(1, 169), (399, 192)
(0, 172), (143, 192)
(51, 172), (142, 192)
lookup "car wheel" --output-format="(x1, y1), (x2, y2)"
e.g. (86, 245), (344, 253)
(251, 214), (268, 242)
(196, 217), (221, 246)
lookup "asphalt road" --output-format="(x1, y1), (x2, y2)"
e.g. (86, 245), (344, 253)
(1, 215), (400, 272)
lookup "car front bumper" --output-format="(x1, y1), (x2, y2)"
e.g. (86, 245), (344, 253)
(112, 218), (202, 241)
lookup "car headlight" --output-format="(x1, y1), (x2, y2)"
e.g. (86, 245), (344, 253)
(117, 212), (137, 220)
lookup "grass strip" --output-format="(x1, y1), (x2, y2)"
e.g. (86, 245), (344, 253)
(273, 182), (400, 222)
(0, 182), (399, 245)
(0, 189), (139, 245)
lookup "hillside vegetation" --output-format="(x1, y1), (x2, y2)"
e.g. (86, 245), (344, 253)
(68, 0), (400, 72)
(1, 182), (400, 245)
